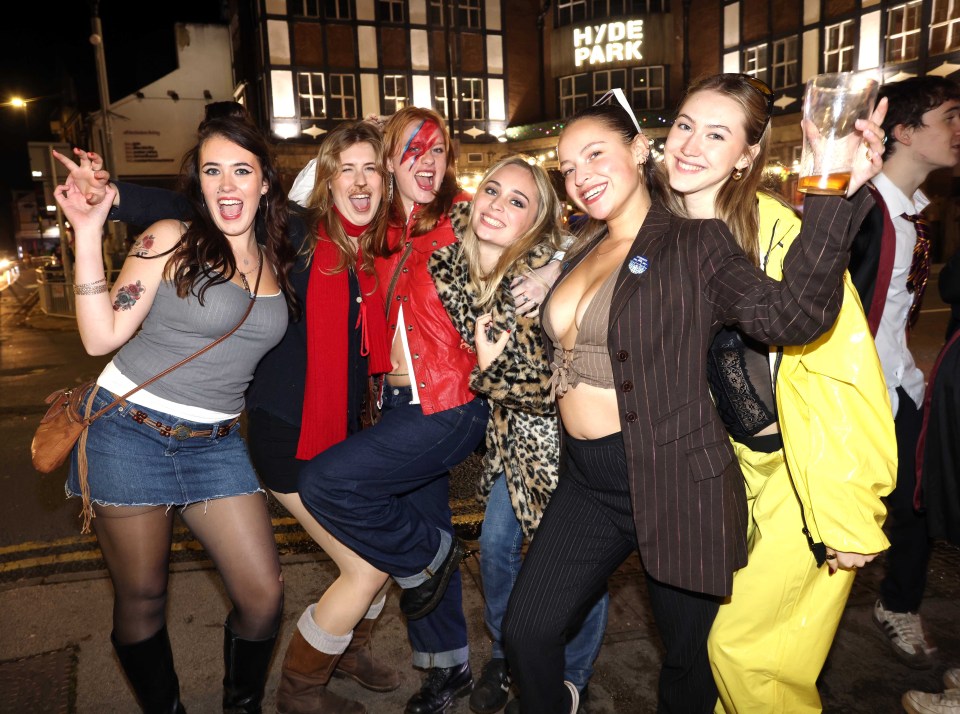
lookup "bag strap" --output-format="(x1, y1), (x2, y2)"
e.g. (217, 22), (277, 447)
(85, 256), (264, 424)
(385, 238), (416, 312)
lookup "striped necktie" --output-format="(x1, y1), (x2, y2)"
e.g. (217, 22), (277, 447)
(901, 212), (931, 328)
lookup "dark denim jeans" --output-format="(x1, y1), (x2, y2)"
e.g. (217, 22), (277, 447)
(298, 386), (488, 666)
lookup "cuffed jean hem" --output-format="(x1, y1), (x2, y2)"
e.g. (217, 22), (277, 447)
(395, 528), (452, 589)
(411, 644), (470, 669)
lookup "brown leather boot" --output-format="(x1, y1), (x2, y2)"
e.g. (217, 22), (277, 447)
(333, 616), (402, 692)
(275, 630), (366, 714)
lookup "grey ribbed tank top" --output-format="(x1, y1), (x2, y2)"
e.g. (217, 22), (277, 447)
(113, 277), (287, 413)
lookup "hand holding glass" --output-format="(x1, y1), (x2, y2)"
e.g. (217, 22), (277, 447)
(798, 71), (879, 196)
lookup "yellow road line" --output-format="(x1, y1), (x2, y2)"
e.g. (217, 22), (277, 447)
(0, 517), (307, 572)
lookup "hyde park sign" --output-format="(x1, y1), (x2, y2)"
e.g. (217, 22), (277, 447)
(551, 13), (674, 76)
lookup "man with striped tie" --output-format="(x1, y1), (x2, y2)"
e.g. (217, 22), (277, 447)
(848, 77), (960, 686)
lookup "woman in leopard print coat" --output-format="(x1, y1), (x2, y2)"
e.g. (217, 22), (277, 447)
(429, 156), (610, 711)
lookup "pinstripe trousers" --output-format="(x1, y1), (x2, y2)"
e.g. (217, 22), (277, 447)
(503, 431), (720, 713)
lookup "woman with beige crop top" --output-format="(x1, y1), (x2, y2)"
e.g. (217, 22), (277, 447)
(500, 94), (886, 713)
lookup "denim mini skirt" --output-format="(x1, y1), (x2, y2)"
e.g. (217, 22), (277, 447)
(65, 385), (263, 508)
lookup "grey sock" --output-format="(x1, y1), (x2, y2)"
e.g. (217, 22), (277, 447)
(297, 604), (352, 655)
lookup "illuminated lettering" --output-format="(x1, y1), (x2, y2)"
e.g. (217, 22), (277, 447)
(573, 26), (592, 46)
(572, 19), (645, 67)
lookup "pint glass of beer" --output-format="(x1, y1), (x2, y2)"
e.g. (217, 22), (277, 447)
(798, 71), (879, 195)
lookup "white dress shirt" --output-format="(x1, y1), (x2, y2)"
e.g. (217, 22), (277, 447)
(870, 171), (928, 417)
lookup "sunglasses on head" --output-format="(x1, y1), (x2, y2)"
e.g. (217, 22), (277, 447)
(593, 88), (642, 135)
(722, 73), (775, 121)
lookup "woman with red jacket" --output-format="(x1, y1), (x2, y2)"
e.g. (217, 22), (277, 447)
(298, 107), (488, 714)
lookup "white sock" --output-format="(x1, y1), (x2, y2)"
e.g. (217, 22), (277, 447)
(297, 604), (352, 655)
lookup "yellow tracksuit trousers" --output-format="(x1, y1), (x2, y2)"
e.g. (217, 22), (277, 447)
(708, 446), (855, 714)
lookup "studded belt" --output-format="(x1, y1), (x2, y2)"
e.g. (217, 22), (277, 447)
(129, 409), (239, 440)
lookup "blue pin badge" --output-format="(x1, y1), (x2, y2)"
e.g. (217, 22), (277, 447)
(628, 255), (649, 275)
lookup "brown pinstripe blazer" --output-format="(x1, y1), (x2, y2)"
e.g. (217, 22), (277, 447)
(546, 191), (874, 597)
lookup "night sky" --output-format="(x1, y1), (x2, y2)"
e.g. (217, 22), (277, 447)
(0, 1), (226, 196)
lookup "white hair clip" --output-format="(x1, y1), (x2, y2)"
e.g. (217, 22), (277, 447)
(593, 88), (642, 135)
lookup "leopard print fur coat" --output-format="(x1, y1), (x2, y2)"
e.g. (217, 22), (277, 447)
(429, 240), (559, 537)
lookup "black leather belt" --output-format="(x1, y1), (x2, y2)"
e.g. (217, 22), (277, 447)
(129, 409), (239, 441)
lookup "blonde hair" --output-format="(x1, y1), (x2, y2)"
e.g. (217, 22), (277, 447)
(301, 121), (387, 275)
(459, 156), (564, 309)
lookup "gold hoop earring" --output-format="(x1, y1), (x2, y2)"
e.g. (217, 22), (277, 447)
(731, 168), (745, 181)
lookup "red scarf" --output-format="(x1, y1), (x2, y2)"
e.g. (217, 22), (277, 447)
(296, 208), (391, 460)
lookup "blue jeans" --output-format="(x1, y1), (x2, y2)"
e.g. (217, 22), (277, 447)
(298, 386), (489, 667)
(481, 475), (609, 691)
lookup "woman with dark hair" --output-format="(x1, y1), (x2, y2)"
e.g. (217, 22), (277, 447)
(53, 115), (295, 713)
(500, 91), (886, 713)
(55, 118), (403, 713)
(662, 73), (896, 712)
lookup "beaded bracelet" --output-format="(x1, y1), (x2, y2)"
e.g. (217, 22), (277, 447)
(74, 279), (108, 295)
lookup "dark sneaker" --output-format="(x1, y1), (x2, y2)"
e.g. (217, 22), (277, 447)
(504, 682), (580, 714)
(400, 538), (465, 621)
(873, 599), (937, 669)
(469, 658), (511, 713)
(404, 662), (473, 714)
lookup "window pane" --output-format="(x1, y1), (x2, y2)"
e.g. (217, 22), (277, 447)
(329, 74), (357, 119)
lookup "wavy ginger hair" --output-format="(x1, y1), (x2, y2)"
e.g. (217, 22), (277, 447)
(380, 107), (461, 244)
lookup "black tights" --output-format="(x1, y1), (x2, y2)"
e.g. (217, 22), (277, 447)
(93, 494), (283, 645)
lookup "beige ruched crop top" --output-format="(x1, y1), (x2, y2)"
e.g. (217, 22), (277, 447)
(542, 267), (617, 396)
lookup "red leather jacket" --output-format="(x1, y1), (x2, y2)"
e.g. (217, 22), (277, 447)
(375, 200), (476, 415)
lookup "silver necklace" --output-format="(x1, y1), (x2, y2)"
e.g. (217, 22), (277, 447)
(237, 247), (262, 298)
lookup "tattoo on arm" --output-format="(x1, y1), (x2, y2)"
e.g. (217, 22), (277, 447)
(113, 280), (146, 312)
(128, 234), (156, 258)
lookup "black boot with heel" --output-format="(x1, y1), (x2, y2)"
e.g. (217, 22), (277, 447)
(222, 622), (278, 714)
(111, 626), (187, 714)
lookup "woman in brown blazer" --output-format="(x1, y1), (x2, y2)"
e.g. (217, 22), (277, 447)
(500, 93), (887, 713)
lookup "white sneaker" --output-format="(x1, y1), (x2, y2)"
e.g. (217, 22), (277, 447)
(873, 599), (937, 668)
(902, 688), (960, 714)
(564, 680), (580, 714)
(946, 669), (960, 691)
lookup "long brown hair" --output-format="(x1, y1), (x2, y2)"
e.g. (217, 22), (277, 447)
(172, 115), (297, 315)
(301, 121), (387, 275)
(459, 156), (564, 309)
(382, 107), (461, 241)
(671, 74), (772, 266)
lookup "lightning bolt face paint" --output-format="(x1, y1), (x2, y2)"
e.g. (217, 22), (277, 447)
(400, 120), (442, 166)
(391, 119), (448, 211)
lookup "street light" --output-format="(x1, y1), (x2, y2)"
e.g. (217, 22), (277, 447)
(3, 96), (34, 130)
(2, 94), (60, 128)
